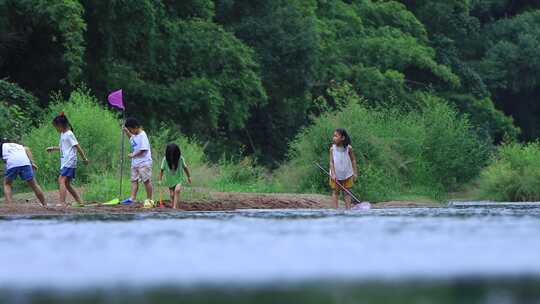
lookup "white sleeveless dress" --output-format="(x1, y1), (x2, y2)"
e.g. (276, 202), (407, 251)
(332, 144), (354, 180)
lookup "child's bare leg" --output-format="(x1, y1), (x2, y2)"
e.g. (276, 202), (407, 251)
(173, 184), (182, 209)
(27, 179), (46, 206)
(65, 179), (83, 204)
(130, 181), (139, 201)
(58, 176), (68, 206)
(331, 189), (339, 209)
(143, 180), (153, 201)
(344, 192), (352, 210)
(169, 189), (175, 208)
(3, 180), (13, 205)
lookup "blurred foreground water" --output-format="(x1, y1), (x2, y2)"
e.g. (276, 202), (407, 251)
(1, 205), (540, 303)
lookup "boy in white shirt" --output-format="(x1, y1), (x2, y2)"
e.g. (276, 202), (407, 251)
(1, 138), (46, 206)
(121, 117), (154, 206)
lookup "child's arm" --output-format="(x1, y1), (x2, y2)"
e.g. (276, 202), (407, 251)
(183, 164), (192, 184)
(75, 144), (89, 165)
(159, 170), (164, 184)
(348, 146), (358, 180)
(24, 147), (38, 170)
(128, 149), (146, 158)
(46, 146), (60, 152)
(329, 146), (336, 180)
(123, 126), (134, 138)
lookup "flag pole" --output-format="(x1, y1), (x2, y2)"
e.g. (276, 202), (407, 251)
(108, 89), (125, 201)
(119, 110), (126, 199)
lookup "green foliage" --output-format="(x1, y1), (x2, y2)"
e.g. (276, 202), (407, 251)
(211, 157), (282, 193)
(479, 142), (540, 201)
(0, 0), (86, 96)
(23, 90), (120, 187)
(357, 0), (428, 42)
(0, 80), (39, 140)
(479, 11), (540, 92)
(164, 0), (215, 20)
(0, 103), (31, 143)
(0, 80), (40, 115)
(280, 83), (489, 201)
(418, 93), (490, 189)
(218, 0), (320, 161)
(101, 16), (266, 158)
(446, 94), (520, 141)
(0, 0), (534, 169)
(34, 0), (86, 84)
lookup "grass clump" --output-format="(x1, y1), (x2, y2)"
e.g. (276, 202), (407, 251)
(210, 157), (283, 193)
(478, 142), (540, 201)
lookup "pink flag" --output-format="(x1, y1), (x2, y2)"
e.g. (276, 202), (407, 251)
(108, 89), (124, 110)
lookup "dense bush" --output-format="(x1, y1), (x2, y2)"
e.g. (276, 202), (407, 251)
(478, 142), (540, 202)
(0, 80), (40, 141)
(279, 83), (490, 201)
(23, 90), (121, 187)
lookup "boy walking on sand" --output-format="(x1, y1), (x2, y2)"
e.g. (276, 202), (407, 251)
(121, 118), (154, 207)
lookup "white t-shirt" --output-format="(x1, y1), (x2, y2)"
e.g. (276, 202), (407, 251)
(130, 131), (152, 167)
(2, 143), (31, 170)
(60, 130), (79, 169)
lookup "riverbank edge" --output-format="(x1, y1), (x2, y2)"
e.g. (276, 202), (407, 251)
(0, 189), (443, 216)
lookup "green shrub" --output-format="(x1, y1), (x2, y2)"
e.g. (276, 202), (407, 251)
(0, 102), (32, 142)
(278, 83), (490, 201)
(0, 80), (40, 115)
(0, 80), (40, 141)
(478, 142), (540, 201)
(23, 90), (121, 187)
(418, 93), (491, 190)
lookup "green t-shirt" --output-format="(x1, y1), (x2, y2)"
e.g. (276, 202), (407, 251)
(161, 157), (186, 188)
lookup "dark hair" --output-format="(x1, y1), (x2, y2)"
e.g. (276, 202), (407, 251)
(124, 117), (141, 129)
(335, 128), (351, 148)
(165, 143), (182, 171)
(52, 112), (73, 131)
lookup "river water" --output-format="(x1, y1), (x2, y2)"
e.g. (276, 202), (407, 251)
(1, 205), (540, 303)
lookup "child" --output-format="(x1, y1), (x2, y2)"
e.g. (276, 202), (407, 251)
(122, 117), (154, 206)
(329, 128), (358, 209)
(159, 143), (192, 209)
(1, 138), (46, 206)
(46, 112), (89, 207)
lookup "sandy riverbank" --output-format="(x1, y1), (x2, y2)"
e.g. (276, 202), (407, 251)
(0, 190), (441, 216)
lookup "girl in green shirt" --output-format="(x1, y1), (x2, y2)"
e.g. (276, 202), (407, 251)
(158, 143), (192, 209)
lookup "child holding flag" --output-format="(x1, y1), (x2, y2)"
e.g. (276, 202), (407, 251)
(122, 117), (154, 207)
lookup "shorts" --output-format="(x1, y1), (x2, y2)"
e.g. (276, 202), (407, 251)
(5, 165), (34, 182)
(168, 184), (183, 191)
(329, 176), (354, 190)
(60, 167), (76, 179)
(131, 165), (152, 183)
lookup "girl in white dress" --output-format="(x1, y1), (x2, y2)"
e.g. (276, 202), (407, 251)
(329, 128), (358, 209)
